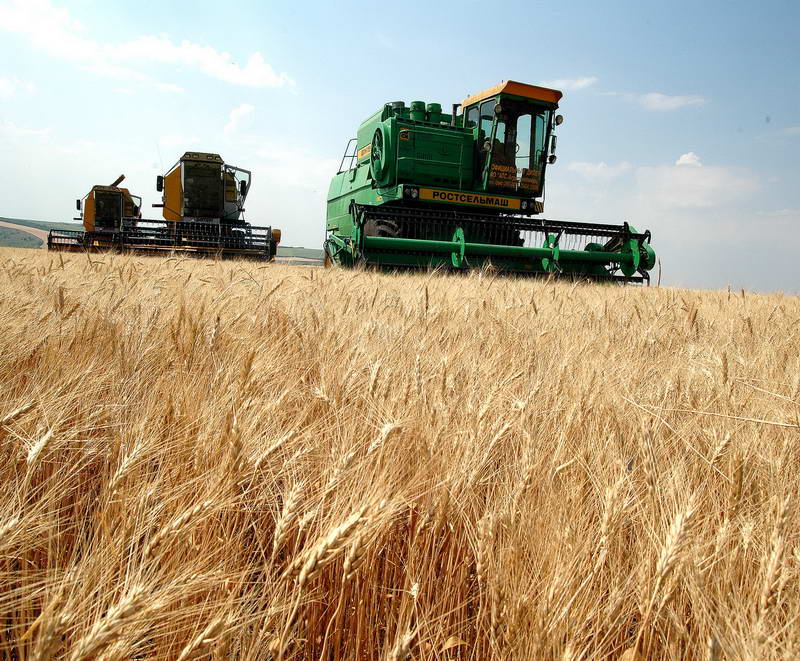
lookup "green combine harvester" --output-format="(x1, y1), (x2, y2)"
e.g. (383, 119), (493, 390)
(325, 81), (655, 282)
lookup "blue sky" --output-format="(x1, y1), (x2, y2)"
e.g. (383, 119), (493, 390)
(1, 0), (798, 291)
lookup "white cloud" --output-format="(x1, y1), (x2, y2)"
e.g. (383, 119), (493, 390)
(157, 134), (201, 152)
(109, 37), (292, 88)
(675, 152), (702, 167)
(0, 119), (51, 140)
(155, 82), (184, 94)
(224, 104), (255, 136)
(603, 91), (708, 111)
(568, 160), (632, 181)
(0, 76), (35, 98)
(636, 158), (758, 210)
(637, 92), (707, 111)
(243, 143), (339, 243)
(0, 0), (293, 90)
(542, 76), (597, 91)
(755, 208), (800, 223)
(0, 77), (17, 98)
(253, 142), (338, 192)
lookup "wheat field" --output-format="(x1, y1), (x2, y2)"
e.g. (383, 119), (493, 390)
(0, 247), (798, 660)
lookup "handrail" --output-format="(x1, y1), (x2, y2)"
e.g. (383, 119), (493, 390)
(337, 138), (358, 174)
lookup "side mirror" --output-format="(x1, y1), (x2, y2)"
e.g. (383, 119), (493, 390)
(555, 114), (564, 126)
(239, 180), (247, 197)
(156, 175), (164, 192)
(549, 154), (557, 164)
(76, 199), (81, 211)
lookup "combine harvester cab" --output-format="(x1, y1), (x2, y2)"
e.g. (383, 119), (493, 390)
(48, 175), (142, 251)
(49, 153), (280, 261)
(325, 81), (655, 282)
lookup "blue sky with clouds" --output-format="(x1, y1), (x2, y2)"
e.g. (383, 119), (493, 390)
(1, 0), (798, 291)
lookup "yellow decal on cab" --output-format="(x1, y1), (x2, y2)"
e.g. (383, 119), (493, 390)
(419, 188), (522, 210)
(357, 144), (372, 160)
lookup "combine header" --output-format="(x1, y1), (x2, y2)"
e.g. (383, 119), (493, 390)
(325, 81), (655, 282)
(49, 152), (280, 260)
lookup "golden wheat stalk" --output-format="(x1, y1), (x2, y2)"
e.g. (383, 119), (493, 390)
(108, 439), (144, 493)
(253, 430), (298, 471)
(68, 586), (147, 661)
(634, 496), (696, 655)
(386, 629), (414, 661)
(0, 515), (19, 545)
(294, 505), (369, 587)
(0, 401), (35, 427)
(2, 249), (799, 660)
(26, 427), (54, 467)
(145, 500), (214, 558)
(368, 422), (402, 454)
(271, 481), (304, 563)
(755, 495), (792, 636)
(176, 614), (227, 661)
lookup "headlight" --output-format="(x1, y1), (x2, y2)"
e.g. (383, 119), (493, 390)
(521, 200), (528, 210)
(411, 188), (418, 199)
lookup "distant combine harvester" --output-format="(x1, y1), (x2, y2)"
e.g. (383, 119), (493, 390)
(47, 152), (280, 261)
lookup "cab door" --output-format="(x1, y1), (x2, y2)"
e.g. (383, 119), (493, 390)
(222, 165), (251, 222)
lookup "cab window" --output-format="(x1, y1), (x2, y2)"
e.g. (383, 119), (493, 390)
(479, 99), (494, 141)
(485, 102), (551, 195)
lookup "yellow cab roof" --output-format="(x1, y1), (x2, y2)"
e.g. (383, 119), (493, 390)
(461, 80), (563, 109)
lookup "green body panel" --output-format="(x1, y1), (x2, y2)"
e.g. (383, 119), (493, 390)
(325, 84), (656, 281)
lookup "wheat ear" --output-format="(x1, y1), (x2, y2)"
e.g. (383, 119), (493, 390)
(145, 500), (213, 558)
(755, 495), (791, 638)
(69, 586), (147, 661)
(176, 614), (226, 661)
(271, 481), (304, 563)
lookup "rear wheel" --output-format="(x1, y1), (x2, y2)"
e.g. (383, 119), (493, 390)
(363, 218), (401, 238)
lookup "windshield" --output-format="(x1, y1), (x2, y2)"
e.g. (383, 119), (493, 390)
(184, 161), (223, 218)
(480, 100), (551, 196)
(94, 190), (121, 227)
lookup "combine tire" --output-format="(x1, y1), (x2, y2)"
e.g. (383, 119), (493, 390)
(364, 218), (401, 238)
